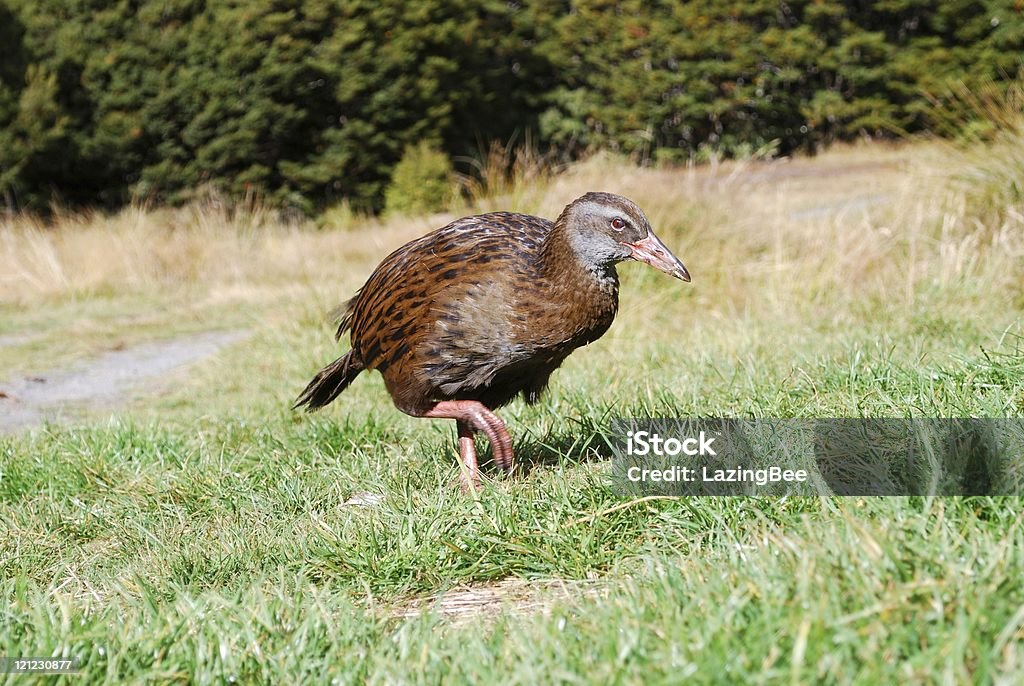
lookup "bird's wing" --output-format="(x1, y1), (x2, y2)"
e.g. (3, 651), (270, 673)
(345, 214), (548, 376)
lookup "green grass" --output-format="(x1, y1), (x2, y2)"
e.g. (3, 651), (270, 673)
(2, 141), (1024, 683)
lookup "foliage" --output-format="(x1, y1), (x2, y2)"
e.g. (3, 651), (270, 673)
(530, 0), (1024, 161)
(0, 0), (1022, 213)
(384, 141), (454, 216)
(316, 198), (362, 231)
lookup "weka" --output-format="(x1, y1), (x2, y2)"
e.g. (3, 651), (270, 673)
(295, 192), (690, 489)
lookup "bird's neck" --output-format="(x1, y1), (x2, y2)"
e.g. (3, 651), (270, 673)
(540, 219), (620, 295)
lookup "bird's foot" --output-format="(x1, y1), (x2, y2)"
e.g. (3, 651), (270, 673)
(422, 400), (515, 482)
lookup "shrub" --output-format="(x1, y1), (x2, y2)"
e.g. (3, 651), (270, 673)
(383, 142), (455, 217)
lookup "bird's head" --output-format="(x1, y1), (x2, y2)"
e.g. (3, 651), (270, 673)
(559, 192), (690, 282)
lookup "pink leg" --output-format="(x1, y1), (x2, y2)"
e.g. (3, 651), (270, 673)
(421, 400), (515, 481)
(456, 420), (480, 491)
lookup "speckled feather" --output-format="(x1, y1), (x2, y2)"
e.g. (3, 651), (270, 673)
(341, 209), (618, 413)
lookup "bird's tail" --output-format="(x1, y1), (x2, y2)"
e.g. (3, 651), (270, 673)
(293, 350), (364, 411)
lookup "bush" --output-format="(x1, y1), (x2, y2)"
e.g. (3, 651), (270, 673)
(383, 142), (455, 217)
(317, 199), (362, 232)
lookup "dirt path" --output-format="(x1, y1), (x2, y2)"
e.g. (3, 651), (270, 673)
(0, 330), (249, 432)
(0, 332), (43, 348)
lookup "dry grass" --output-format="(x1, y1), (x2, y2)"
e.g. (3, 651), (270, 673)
(390, 578), (608, 625)
(1, 203), (367, 304)
(1, 139), (1021, 367)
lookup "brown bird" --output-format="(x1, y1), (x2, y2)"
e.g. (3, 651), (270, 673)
(295, 192), (690, 489)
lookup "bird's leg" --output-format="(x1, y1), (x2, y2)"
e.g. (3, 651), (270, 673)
(456, 420), (480, 491)
(421, 400), (515, 478)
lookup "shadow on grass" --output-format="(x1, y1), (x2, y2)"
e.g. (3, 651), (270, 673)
(481, 412), (620, 478)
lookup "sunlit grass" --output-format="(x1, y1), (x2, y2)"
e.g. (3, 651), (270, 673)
(1, 134), (1023, 683)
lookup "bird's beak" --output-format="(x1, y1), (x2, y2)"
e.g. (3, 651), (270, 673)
(623, 233), (691, 282)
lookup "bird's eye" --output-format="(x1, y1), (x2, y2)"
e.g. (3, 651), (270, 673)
(611, 217), (626, 230)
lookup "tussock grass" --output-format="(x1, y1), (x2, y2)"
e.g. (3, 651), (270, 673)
(1, 132), (1023, 683)
(934, 79), (1024, 244)
(3, 139), (1022, 329)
